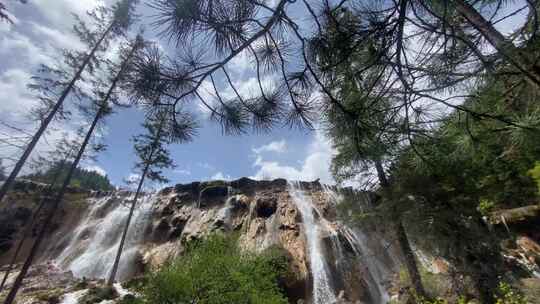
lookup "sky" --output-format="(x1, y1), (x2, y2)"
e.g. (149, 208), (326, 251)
(0, 0), (529, 189)
(0, 0), (336, 187)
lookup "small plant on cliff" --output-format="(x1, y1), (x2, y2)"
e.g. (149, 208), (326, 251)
(494, 282), (528, 304)
(142, 234), (288, 304)
(527, 162), (540, 196)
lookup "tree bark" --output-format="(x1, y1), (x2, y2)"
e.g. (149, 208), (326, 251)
(396, 219), (426, 297)
(2, 107), (103, 304)
(0, 158), (71, 292)
(0, 21), (114, 206)
(107, 118), (163, 286)
(106, 162), (148, 286)
(374, 159), (426, 298)
(452, 0), (540, 87)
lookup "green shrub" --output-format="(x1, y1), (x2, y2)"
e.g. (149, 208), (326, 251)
(477, 199), (496, 216)
(527, 162), (540, 195)
(494, 282), (528, 304)
(79, 286), (118, 304)
(117, 294), (144, 304)
(143, 234), (288, 304)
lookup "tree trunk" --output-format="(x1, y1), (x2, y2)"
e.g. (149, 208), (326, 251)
(0, 158), (70, 292)
(107, 117), (163, 286)
(374, 159), (426, 298)
(0, 21), (114, 206)
(106, 162), (149, 286)
(1, 35), (137, 300)
(396, 220), (426, 297)
(2, 108), (103, 304)
(452, 0), (540, 87)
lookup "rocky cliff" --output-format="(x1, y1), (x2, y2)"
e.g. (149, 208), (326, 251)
(0, 178), (401, 304)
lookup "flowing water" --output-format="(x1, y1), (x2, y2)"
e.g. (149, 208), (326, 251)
(55, 192), (156, 281)
(288, 181), (337, 304)
(323, 186), (392, 304)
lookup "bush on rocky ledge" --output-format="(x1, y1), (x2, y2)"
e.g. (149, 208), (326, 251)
(141, 234), (288, 304)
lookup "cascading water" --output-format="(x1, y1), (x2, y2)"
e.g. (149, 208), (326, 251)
(323, 186), (392, 304)
(288, 181), (337, 304)
(55, 192), (156, 281)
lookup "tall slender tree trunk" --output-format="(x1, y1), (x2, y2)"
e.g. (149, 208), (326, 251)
(0, 22), (114, 206)
(1, 40), (141, 299)
(2, 107), (103, 304)
(452, 0), (540, 87)
(395, 219), (426, 297)
(0, 158), (70, 292)
(107, 120), (162, 286)
(374, 159), (426, 298)
(106, 162), (149, 286)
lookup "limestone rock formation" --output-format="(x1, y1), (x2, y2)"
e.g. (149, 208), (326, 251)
(1, 178), (400, 304)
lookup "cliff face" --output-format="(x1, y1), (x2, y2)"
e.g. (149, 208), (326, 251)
(137, 178), (400, 303)
(0, 178), (401, 304)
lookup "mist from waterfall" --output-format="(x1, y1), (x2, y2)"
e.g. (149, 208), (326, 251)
(55, 192), (156, 281)
(288, 182), (337, 304)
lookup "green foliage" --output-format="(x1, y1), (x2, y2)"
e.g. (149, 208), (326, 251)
(527, 162), (540, 195)
(117, 294), (144, 304)
(398, 265), (456, 301)
(34, 289), (63, 304)
(132, 108), (196, 184)
(494, 282), (528, 304)
(79, 286), (118, 304)
(141, 234), (288, 304)
(477, 199), (496, 216)
(24, 161), (114, 191)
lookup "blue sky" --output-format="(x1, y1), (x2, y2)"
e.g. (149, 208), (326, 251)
(0, 0), (335, 187)
(0, 1), (528, 188)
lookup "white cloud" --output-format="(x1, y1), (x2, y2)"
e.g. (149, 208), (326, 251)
(174, 168), (191, 175)
(0, 69), (36, 117)
(30, 21), (85, 51)
(0, 31), (53, 66)
(31, 0), (104, 30)
(251, 130), (335, 184)
(252, 139), (287, 154)
(210, 171), (232, 181)
(84, 165), (107, 176)
(125, 173), (140, 184)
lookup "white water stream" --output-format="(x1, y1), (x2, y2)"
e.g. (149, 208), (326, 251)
(288, 182), (337, 304)
(323, 185), (392, 304)
(55, 193), (156, 280)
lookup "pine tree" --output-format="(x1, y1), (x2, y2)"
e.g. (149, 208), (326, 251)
(107, 107), (197, 286)
(0, 0), (139, 206)
(1, 35), (144, 304)
(0, 0), (25, 24)
(0, 140), (75, 292)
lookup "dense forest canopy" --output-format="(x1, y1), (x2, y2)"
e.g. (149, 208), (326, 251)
(24, 161), (114, 191)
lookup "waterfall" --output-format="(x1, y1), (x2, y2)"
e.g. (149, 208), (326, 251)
(55, 192), (156, 281)
(341, 227), (391, 304)
(288, 181), (337, 304)
(323, 186), (391, 304)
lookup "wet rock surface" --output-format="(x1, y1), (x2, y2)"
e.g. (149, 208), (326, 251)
(1, 178), (402, 303)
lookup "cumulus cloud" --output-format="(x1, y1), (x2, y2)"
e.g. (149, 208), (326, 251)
(31, 0), (104, 30)
(0, 0), (111, 172)
(84, 165), (107, 176)
(0, 69), (36, 118)
(251, 130), (335, 184)
(252, 139), (287, 154)
(210, 171), (232, 181)
(125, 173), (140, 184)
